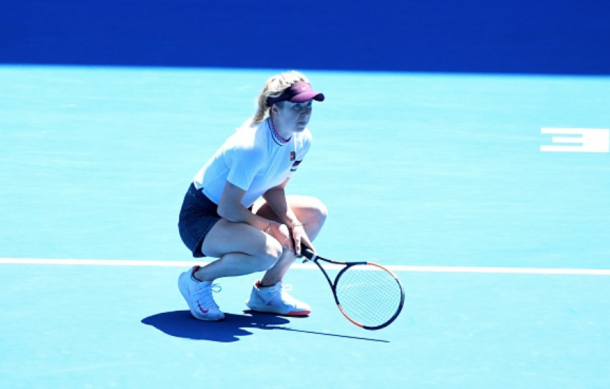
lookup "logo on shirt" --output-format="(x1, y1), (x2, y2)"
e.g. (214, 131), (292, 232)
(290, 160), (301, 172)
(290, 151), (296, 161)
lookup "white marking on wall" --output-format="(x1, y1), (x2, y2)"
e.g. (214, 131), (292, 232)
(540, 128), (609, 153)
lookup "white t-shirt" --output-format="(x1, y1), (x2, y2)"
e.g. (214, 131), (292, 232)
(193, 118), (312, 207)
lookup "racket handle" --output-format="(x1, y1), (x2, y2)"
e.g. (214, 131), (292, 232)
(301, 247), (317, 262)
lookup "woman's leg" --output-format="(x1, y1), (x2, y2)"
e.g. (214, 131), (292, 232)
(194, 195), (326, 284)
(253, 195), (328, 286)
(195, 220), (283, 282)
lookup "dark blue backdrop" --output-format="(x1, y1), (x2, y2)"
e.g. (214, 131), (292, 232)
(1, 0), (609, 74)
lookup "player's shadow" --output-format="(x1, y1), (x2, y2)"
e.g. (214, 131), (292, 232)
(141, 310), (292, 342)
(142, 310), (389, 343)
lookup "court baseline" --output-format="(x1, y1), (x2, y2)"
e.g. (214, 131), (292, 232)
(2, 257), (609, 276)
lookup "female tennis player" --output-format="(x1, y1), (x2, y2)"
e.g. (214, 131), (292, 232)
(177, 71), (327, 321)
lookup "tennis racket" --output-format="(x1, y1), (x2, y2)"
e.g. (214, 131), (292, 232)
(302, 248), (405, 330)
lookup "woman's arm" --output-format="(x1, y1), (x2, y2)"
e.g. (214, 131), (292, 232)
(217, 181), (269, 229)
(263, 178), (314, 255)
(261, 179), (298, 226)
(217, 181), (291, 246)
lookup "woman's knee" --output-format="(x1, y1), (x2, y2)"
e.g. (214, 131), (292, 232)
(309, 198), (328, 226)
(251, 238), (283, 271)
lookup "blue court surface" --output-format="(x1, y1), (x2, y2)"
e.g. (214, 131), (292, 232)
(1, 66), (610, 388)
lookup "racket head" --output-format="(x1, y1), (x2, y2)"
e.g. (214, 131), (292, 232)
(333, 262), (405, 330)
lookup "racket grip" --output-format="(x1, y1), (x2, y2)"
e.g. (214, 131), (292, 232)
(301, 247), (317, 262)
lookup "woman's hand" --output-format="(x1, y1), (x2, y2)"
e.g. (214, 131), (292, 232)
(264, 220), (313, 257)
(290, 222), (314, 257)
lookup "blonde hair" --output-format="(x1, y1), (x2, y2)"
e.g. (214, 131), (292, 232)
(251, 71), (310, 125)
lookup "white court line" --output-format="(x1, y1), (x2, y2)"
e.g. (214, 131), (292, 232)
(1, 257), (609, 276)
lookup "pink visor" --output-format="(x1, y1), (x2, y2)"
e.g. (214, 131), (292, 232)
(267, 82), (325, 106)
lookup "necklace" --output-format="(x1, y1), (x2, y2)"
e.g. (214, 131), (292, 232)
(268, 117), (291, 146)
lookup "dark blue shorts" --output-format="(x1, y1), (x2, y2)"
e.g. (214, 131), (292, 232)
(178, 183), (221, 258)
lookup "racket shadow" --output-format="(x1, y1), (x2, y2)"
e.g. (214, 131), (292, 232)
(244, 310), (390, 343)
(275, 327), (390, 343)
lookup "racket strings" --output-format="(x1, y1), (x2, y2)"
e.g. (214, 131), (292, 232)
(335, 264), (403, 328)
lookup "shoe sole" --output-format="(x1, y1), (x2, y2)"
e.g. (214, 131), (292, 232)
(249, 308), (311, 317)
(178, 272), (225, 321)
(245, 302), (310, 317)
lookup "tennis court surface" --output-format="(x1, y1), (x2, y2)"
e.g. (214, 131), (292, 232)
(1, 66), (609, 388)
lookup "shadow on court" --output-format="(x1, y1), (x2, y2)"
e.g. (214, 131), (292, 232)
(141, 310), (291, 342)
(142, 310), (389, 343)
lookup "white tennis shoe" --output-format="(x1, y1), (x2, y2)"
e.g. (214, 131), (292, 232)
(178, 266), (225, 321)
(246, 281), (311, 316)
